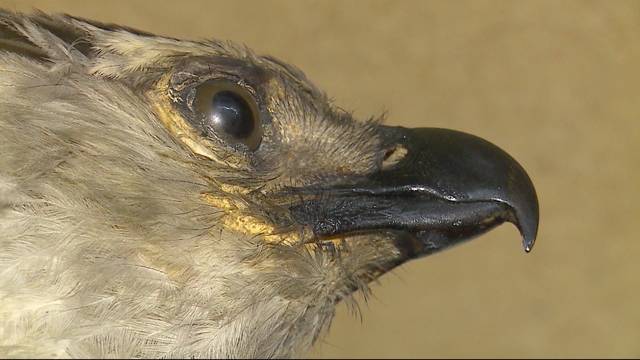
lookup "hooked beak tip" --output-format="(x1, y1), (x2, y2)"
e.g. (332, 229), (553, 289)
(523, 230), (536, 253)
(524, 240), (534, 253)
(512, 204), (538, 253)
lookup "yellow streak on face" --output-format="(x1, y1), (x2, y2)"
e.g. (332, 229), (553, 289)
(204, 195), (348, 251)
(202, 193), (303, 245)
(219, 183), (252, 195)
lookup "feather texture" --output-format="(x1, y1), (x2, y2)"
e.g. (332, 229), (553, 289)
(0, 10), (395, 358)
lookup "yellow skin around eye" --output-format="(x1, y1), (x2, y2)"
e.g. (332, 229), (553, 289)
(147, 76), (249, 168)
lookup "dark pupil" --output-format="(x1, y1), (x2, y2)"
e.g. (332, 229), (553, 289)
(210, 90), (255, 139)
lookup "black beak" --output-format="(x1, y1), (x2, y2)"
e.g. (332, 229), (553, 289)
(290, 126), (539, 259)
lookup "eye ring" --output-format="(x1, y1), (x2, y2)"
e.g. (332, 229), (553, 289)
(193, 80), (262, 150)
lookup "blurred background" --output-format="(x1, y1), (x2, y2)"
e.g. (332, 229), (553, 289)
(1, 0), (638, 357)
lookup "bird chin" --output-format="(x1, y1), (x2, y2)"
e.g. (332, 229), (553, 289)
(300, 215), (509, 296)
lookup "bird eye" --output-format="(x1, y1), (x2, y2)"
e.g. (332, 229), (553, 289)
(193, 80), (262, 150)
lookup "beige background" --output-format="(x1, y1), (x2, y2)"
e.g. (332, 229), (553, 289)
(1, 0), (638, 357)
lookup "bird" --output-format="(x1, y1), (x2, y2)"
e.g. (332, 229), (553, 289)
(0, 10), (539, 358)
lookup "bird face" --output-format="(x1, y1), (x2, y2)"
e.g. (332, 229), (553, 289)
(0, 11), (539, 358)
(148, 39), (539, 284)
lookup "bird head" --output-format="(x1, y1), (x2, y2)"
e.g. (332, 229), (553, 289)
(0, 11), (539, 358)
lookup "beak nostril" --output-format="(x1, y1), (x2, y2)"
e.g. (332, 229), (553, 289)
(381, 144), (408, 170)
(383, 148), (394, 160)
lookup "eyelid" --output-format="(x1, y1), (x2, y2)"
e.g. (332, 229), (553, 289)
(185, 87), (197, 112)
